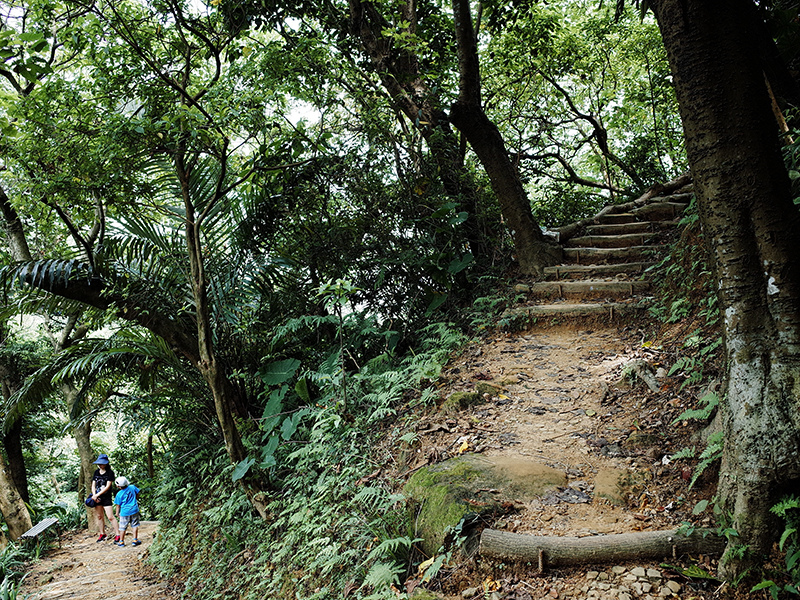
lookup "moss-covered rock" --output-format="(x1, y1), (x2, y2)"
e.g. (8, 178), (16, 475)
(439, 391), (483, 415)
(403, 455), (565, 556)
(475, 382), (503, 396)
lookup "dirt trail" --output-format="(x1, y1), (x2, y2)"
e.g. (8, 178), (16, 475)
(21, 521), (174, 600)
(419, 323), (720, 599)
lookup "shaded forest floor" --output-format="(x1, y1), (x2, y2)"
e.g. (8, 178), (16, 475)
(393, 318), (735, 600)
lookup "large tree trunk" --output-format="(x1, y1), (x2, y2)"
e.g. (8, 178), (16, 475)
(449, 0), (560, 276)
(651, 0), (800, 579)
(0, 190), (34, 533)
(3, 420), (28, 504)
(0, 453), (32, 540)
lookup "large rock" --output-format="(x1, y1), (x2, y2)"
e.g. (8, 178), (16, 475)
(404, 455), (566, 555)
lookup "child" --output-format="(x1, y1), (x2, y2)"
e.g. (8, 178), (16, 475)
(113, 476), (142, 547)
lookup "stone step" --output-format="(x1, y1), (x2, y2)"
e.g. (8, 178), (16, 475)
(652, 192), (693, 204)
(566, 232), (657, 249)
(526, 280), (651, 299)
(563, 245), (665, 265)
(501, 302), (645, 323)
(543, 262), (654, 280)
(596, 212), (638, 225)
(584, 221), (678, 236)
(630, 201), (688, 220)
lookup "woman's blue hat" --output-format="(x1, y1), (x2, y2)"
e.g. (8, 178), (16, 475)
(93, 454), (110, 465)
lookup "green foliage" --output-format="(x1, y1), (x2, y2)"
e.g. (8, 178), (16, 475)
(483, 0), (684, 202)
(145, 321), (465, 599)
(673, 391), (719, 424)
(672, 430), (724, 490)
(0, 575), (23, 600)
(40, 502), (86, 532)
(0, 545), (26, 584)
(752, 496), (800, 598)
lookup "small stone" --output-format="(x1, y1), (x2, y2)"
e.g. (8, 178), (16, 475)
(612, 566), (627, 575)
(658, 586), (672, 597)
(642, 582), (653, 593)
(665, 581), (681, 594)
(489, 592), (502, 600)
(646, 568), (662, 579)
(623, 574), (637, 582)
(598, 572), (610, 580)
(597, 583), (611, 590)
(549, 588), (559, 598)
(462, 587), (479, 598)
(619, 593), (632, 600)
(633, 582), (643, 595)
(587, 571), (599, 580)
(631, 567), (647, 578)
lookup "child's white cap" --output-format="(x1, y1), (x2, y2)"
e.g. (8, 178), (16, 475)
(115, 476), (129, 487)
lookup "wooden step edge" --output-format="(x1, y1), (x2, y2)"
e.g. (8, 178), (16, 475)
(543, 262), (655, 280)
(565, 233), (658, 248)
(527, 280), (651, 296)
(500, 302), (647, 323)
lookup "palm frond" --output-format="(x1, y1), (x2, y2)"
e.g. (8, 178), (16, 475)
(3, 328), (190, 431)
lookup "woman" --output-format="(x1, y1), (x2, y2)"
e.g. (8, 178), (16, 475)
(90, 454), (120, 542)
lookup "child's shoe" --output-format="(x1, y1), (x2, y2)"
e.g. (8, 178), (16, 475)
(97, 534), (107, 542)
(132, 540), (141, 546)
(116, 541), (125, 547)
(114, 535), (120, 543)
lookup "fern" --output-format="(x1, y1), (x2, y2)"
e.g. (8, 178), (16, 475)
(362, 561), (404, 590)
(688, 431), (724, 489)
(673, 391), (719, 424)
(670, 446), (696, 461)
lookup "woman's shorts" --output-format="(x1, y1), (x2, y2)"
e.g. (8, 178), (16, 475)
(119, 512), (141, 530)
(97, 495), (113, 507)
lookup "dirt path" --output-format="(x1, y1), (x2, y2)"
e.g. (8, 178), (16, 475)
(417, 324), (720, 599)
(21, 521), (175, 600)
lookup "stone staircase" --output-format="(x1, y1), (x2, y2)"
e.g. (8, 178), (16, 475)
(504, 182), (694, 323)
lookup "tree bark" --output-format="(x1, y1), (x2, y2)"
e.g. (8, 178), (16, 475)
(2, 419), (28, 504)
(449, 0), (561, 276)
(651, 0), (800, 579)
(0, 453), (32, 540)
(480, 528), (726, 567)
(64, 383), (102, 532)
(0, 187), (34, 532)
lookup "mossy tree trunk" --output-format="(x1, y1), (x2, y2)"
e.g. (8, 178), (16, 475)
(651, 0), (800, 579)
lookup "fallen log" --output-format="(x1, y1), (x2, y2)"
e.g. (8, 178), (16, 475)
(480, 528), (726, 568)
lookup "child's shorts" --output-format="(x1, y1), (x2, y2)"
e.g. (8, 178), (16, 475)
(119, 512), (141, 531)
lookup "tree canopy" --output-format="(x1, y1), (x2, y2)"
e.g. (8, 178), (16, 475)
(2, 0), (799, 595)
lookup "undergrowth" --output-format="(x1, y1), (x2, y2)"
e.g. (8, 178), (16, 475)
(647, 198), (724, 489)
(147, 322), (467, 600)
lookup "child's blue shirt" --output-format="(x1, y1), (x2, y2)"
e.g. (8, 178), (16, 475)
(114, 484), (140, 517)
